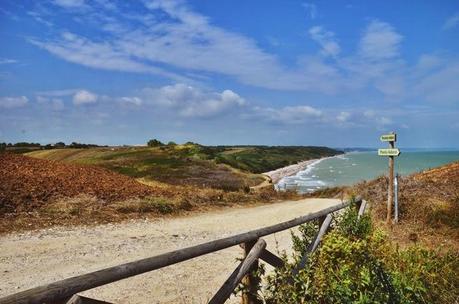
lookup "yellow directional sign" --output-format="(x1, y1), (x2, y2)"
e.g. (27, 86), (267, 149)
(380, 134), (396, 142)
(378, 148), (400, 156)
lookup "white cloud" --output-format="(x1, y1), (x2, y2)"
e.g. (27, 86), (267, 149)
(415, 54), (444, 72)
(414, 61), (459, 103)
(35, 88), (83, 97)
(119, 97), (142, 106)
(309, 26), (340, 57)
(25, 1), (459, 105)
(250, 105), (322, 124)
(29, 33), (190, 83)
(302, 3), (317, 19)
(336, 111), (351, 122)
(0, 58), (17, 64)
(443, 13), (459, 30)
(142, 83), (245, 118)
(53, 0), (86, 8)
(374, 75), (405, 100)
(28, 0), (346, 93)
(359, 20), (403, 60)
(363, 110), (376, 118)
(73, 90), (98, 105)
(361, 110), (392, 127)
(0, 96), (28, 109)
(36, 96), (65, 111)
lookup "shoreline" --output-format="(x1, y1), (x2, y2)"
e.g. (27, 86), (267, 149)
(263, 156), (332, 184)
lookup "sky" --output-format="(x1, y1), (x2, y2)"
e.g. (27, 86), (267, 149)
(0, 0), (458, 148)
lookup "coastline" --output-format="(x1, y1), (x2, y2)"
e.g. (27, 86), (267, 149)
(263, 156), (331, 184)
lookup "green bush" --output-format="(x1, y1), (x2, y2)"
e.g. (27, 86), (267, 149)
(263, 206), (459, 304)
(147, 139), (164, 147)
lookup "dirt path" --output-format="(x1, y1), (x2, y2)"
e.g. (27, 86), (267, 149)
(0, 198), (341, 303)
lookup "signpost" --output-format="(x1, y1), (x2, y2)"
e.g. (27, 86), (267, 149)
(380, 134), (396, 142)
(378, 132), (400, 223)
(378, 148), (400, 156)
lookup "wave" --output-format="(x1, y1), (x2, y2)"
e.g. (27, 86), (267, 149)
(276, 158), (328, 192)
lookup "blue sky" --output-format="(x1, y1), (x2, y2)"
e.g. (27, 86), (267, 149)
(1, 0), (458, 148)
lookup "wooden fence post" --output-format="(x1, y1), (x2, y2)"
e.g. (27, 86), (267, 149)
(242, 240), (262, 304)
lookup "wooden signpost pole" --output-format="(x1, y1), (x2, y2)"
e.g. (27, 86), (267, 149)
(378, 132), (400, 224)
(387, 135), (395, 223)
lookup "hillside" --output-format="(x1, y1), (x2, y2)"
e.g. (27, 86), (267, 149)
(353, 161), (459, 250)
(26, 144), (342, 190)
(0, 152), (302, 233)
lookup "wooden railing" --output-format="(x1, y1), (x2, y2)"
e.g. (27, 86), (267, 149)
(0, 197), (366, 304)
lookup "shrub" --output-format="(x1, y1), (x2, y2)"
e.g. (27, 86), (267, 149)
(147, 139), (164, 147)
(263, 206), (459, 304)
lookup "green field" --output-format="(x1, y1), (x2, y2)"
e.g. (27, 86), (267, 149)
(26, 144), (342, 190)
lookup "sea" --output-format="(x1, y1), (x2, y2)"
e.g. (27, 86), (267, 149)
(276, 150), (459, 193)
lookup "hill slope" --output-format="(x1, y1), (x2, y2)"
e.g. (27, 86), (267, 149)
(353, 161), (459, 250)
(26, 145), (342, 190)
(0, 152), (302, 233)
(0, 153), (161, 215)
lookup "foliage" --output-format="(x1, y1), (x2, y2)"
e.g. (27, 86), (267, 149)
(68, 142), (100, 148)
(214, 146), (342, 173)
(147, 139), (164, 147)
(263, 206), (459, 304)
(291, 220), (319, 260)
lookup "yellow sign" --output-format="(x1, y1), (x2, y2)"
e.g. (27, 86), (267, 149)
(380, 134), (396, 142)
(378, 148), (400, 156)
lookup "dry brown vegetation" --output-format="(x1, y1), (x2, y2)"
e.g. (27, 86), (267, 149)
(0, 153), (302, 234)
(351, 161), (459, 251)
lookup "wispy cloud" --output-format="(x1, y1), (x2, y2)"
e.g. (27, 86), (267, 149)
(73, 90), (98, 105)
(29, 32), (191, 83)
(443, 13), (459, 30)
(0, 96), (29, 109)
(52, 0), (87, 9)
(359, 20), (403, 60)
(26, 0), (345, 93)
(141, 83), (245, 118)
(248, 105), (323, 124)
(302, 3), (318, 19)
(336, 111), (351, 122)
(309, 26), (340, 57)
(36, 96), (65, 111)
(24, 1), (459, 105)
(0, 58), (18, 64)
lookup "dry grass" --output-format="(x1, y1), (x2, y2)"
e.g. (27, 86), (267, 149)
(352, 162), (459, 251)
(0, 170), (305, 234)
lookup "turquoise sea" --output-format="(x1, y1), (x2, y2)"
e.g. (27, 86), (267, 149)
(276, 150), (459, 193)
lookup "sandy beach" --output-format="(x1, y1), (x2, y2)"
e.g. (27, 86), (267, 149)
(263, 157), (328, 184)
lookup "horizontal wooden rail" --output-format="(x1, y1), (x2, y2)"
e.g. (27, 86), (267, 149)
(0, 198), (357, 304)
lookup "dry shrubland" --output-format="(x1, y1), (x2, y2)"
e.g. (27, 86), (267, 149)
(0, 153), (302, 233)
(352, 162), (459, 250)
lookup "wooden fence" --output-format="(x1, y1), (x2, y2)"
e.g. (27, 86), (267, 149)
(0, 197), (366, 304)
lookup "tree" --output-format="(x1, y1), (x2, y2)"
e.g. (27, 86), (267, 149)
(167, 141), (177, 146)
(147, 139), (164, 147)
(54, 142), (66, 148)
